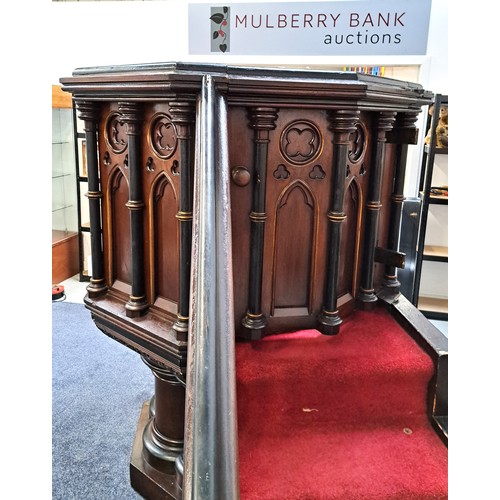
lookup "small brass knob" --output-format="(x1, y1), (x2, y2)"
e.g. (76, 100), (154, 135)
(231, 166), (251, 187)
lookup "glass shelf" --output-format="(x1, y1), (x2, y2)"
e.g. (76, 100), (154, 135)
(53, 203), (74, 213)
(52, 171), (73, 179)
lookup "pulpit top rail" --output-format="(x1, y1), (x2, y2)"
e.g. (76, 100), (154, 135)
(60, 61), (433, 109)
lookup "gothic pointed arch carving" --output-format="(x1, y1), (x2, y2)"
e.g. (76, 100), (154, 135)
(338, 176), (364, 299)
(106, 166), (131, 286)
(148, 171), (179, 304)
(271, 180), (318, 315)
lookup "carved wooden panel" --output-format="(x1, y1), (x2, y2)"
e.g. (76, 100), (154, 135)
(375, 141), (397, 285)
(339, 112), (372, 305)
(228, 106), (380, 334)
(142, 104), (181, 314)
(99, 103), (131, 291)
(110, 169), (131, 284)
(264, 109), (329, 327)
(338, 179), (361, 299)
(152, 174), (179, 304)
(99, 102), (183, 312)
(227, 106), (253, 331)
(271, 181), (317, 315)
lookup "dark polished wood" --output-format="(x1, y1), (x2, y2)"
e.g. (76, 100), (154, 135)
(60, 63), (438, 499)
(358, 111), (396, 308)
(169, 100), (196, 341)
(241, 107), (279, 340)
(130, 401), (181, 500)
(383, 111), (420, 296)
(141, 356), (185, 473)
(77, 101), (107, 297)
(317, 110), (359, 335)
(120, 102), (149, 318)
(378, 292), (448, 445)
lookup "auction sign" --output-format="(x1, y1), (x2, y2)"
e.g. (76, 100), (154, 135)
(188, 0), (432, 56)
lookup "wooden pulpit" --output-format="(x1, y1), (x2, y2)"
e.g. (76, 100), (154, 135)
(60, 63), (446, 499)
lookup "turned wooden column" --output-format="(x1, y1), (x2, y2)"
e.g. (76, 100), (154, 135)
(241, 107), (279, 340)
(119, 102), (149, 317)
(77, 100), (107, 298)
(383, 111), (420, 294)
(141, 356), (186, 475)
(318, 109), (360, 335)
(169, 100), (196, 342)
(358, 111), (396, 308)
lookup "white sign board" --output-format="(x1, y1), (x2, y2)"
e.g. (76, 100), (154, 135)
(189, 1), (431, 56)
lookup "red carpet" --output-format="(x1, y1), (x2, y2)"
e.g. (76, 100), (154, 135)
(236, 306), (448, 499)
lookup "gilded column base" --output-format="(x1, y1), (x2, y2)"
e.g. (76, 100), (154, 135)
(86, 279), (107, 299)
(317, 310), (342, 335)
(382, 274), (401, 296)
(172, 316), (189, 342)
(241, 312), (267, 340)
(125, 296), (149, 318)
(357, 288), (378, 310)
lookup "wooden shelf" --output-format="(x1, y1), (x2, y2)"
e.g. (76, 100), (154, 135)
(424, 145), (448, 155)
(52, 230), (78, 245)
(423, 245), (448, 262)
(429, 194), (448, 205)
(53, 203), (74, 213)
(418, 297), (448, 314)
(52, 231), (79, 283)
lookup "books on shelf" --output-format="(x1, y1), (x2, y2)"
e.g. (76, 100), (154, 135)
(342, 66), (385, 76)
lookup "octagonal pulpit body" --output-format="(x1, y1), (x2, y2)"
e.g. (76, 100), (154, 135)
(61, 63), (431, 344)
(61, 62), (433, 499)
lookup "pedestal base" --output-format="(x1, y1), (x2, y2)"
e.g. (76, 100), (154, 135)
(130, 401), (182, 500)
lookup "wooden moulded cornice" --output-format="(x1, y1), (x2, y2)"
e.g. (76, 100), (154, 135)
(60, 62), (433, 110)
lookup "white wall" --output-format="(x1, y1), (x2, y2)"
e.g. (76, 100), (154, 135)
(49, 0), (447, 87)
(48, 0), (447, 197)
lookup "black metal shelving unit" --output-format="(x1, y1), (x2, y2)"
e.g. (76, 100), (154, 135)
(72, 101), (91, 282)
(413, 94), (448, 320)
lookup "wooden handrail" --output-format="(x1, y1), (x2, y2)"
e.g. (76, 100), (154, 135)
(183, 74), (240, 500)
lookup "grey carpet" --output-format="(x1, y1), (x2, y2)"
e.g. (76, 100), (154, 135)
(52, 301), (153, 499)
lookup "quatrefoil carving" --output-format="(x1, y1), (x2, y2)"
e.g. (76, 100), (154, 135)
(105, 112), (128, 154)
(149, 113), (178, 160)
(348, 123), (367, 163)
(280, 120), (322, 166)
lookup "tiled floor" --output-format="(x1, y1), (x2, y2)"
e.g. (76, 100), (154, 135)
(55, 274), (449, 338)
(55, 274), (88, 304)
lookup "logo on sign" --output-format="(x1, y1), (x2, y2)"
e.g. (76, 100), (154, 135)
(210, 6), (230, 53)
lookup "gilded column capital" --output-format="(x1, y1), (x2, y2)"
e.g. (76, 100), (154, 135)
(247, 106), (279, 131)
(76, 100), (100, 132)
(376, 111), (397, 142)
(118, 101), (143, 134)
(327, 109), (360, 144)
